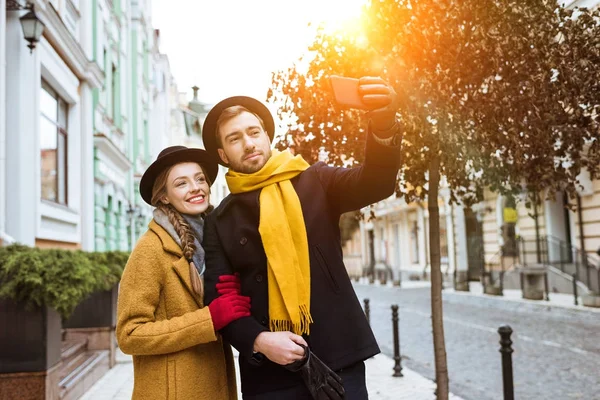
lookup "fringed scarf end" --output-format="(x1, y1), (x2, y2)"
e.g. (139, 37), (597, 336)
(269, 304), (313, 335)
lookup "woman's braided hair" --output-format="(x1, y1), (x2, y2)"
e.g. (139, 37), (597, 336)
(150, 163), (214, 297)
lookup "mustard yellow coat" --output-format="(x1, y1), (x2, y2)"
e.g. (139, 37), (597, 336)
(116, 220), (237, 400)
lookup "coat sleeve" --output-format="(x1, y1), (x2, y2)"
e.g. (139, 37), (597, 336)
(316, 129), (402, 214)
(203, 212), (269, 361)
(116, 233), (217, 356)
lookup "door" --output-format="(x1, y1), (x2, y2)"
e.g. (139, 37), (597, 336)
(465, 208), (484, 281)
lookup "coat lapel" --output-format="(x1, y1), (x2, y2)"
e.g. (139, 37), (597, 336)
(148, 220), (202, 307)
(172, 257), (203, 307)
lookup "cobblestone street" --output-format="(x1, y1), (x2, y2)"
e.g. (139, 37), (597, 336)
(353, 283), (600, 400)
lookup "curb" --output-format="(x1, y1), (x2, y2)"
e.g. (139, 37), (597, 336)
(366, 353), (465, 400)
(443, 288), (600, 317)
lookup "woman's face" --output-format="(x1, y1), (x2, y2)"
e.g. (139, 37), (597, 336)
(163, 162), (210, 215)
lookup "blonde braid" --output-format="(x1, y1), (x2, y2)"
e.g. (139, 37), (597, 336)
(157, 204), (203, 297)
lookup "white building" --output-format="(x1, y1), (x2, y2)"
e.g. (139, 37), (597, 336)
(0, 0), (181, 253)
(1, 0), (102, 250)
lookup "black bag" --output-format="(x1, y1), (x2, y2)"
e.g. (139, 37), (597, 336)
(284, 345), (345, 400)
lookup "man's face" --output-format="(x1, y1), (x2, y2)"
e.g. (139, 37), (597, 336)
(217, 111), (272, 174)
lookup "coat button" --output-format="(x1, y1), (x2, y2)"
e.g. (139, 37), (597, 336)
(261, 317), (268, 326)
(240, 237), (248, 245)
(255, 274), (263, 282)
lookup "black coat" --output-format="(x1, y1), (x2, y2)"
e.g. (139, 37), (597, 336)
(204, 133), (401, 396)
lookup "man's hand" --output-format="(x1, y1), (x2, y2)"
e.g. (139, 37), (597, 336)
(358, 76), (400, 132)
(253, 331), (308, 365)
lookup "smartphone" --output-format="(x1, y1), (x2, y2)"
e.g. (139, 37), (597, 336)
(329, 75), (367, 110)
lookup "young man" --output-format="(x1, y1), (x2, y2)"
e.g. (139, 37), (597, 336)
(203, 77), (403, 399)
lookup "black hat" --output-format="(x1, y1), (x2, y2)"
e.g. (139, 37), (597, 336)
(202, 96), (275, 166)
(139, 146), (218, 205)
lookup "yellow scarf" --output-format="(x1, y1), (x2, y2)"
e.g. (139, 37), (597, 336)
(226, 149), (312, 335)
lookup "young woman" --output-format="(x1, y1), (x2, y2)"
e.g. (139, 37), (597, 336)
(117, 145), (249, 400)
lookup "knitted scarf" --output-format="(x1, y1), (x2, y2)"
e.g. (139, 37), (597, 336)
(226, 149), (312, 335)
(152, 208), (205, 276)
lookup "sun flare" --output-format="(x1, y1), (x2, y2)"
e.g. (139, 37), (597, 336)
(308, 0), (368, 34)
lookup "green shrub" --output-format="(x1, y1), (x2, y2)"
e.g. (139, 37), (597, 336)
(0, 244), (130, 318)
(85, 250), (129, 291)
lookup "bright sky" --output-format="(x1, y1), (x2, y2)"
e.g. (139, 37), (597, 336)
(151, 0), (367, 109)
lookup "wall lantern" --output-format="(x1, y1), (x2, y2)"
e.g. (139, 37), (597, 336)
(7, 1), (45, 53)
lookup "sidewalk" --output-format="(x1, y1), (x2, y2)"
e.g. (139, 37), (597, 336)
(444, 281), (600, 314)
(356, 278), (600, 314)
(356, 278), (433, 289)
(81, 349), (463, 400)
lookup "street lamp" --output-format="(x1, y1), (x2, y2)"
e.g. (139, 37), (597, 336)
(126, 203), (143, 250)
(126, 204), (141, 226)
(7, 1), (45, 53)
(126, 203), (147, 229)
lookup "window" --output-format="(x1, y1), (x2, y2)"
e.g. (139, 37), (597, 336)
(410, 220), (419, 264)
(117, 200), (122, 247)
(439, 215), (449, 263)
(379, 227), (386, 262)
(112, 63), (118, 121)
(106, 195), (113, 250)
(394, 224), (401, 269)
(40, 81), (68, 204)
(102, 49), (107, 87)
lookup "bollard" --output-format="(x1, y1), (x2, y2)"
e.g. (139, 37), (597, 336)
(364, 298), (370, 325)
(572, 274), (578, 306)
(498, 325), (515, 400)
(391, 305), (403, 377)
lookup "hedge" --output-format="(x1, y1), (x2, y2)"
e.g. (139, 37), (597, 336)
(0, 244), (130, 318)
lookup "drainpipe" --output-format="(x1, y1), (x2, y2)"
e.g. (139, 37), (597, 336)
(0, 0), (7, 243)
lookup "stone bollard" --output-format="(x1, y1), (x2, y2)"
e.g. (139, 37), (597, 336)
(364, 298), (370, 325)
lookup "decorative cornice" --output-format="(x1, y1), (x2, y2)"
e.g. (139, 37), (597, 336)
(94, 133), (132, 172)
(36, 1), (104, 88)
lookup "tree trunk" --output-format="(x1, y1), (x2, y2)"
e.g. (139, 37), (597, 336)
(429, 155), (449, 399)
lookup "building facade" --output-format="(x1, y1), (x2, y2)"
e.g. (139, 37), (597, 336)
(91, 0), (161, 252)
(0, 0), (175, 253)
(346, 173), (599, 296)
(344, 187), (458, 284)
(1, 0), (102, 250)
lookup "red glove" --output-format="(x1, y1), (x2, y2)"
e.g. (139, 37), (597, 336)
(208, 293), (251, 331)
(216, 273), (242, 296)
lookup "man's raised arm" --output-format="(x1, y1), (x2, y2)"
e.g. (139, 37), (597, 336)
(317, 77), (404, 214)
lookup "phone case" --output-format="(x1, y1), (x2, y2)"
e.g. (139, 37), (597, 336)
(329, 76), (367, 110)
